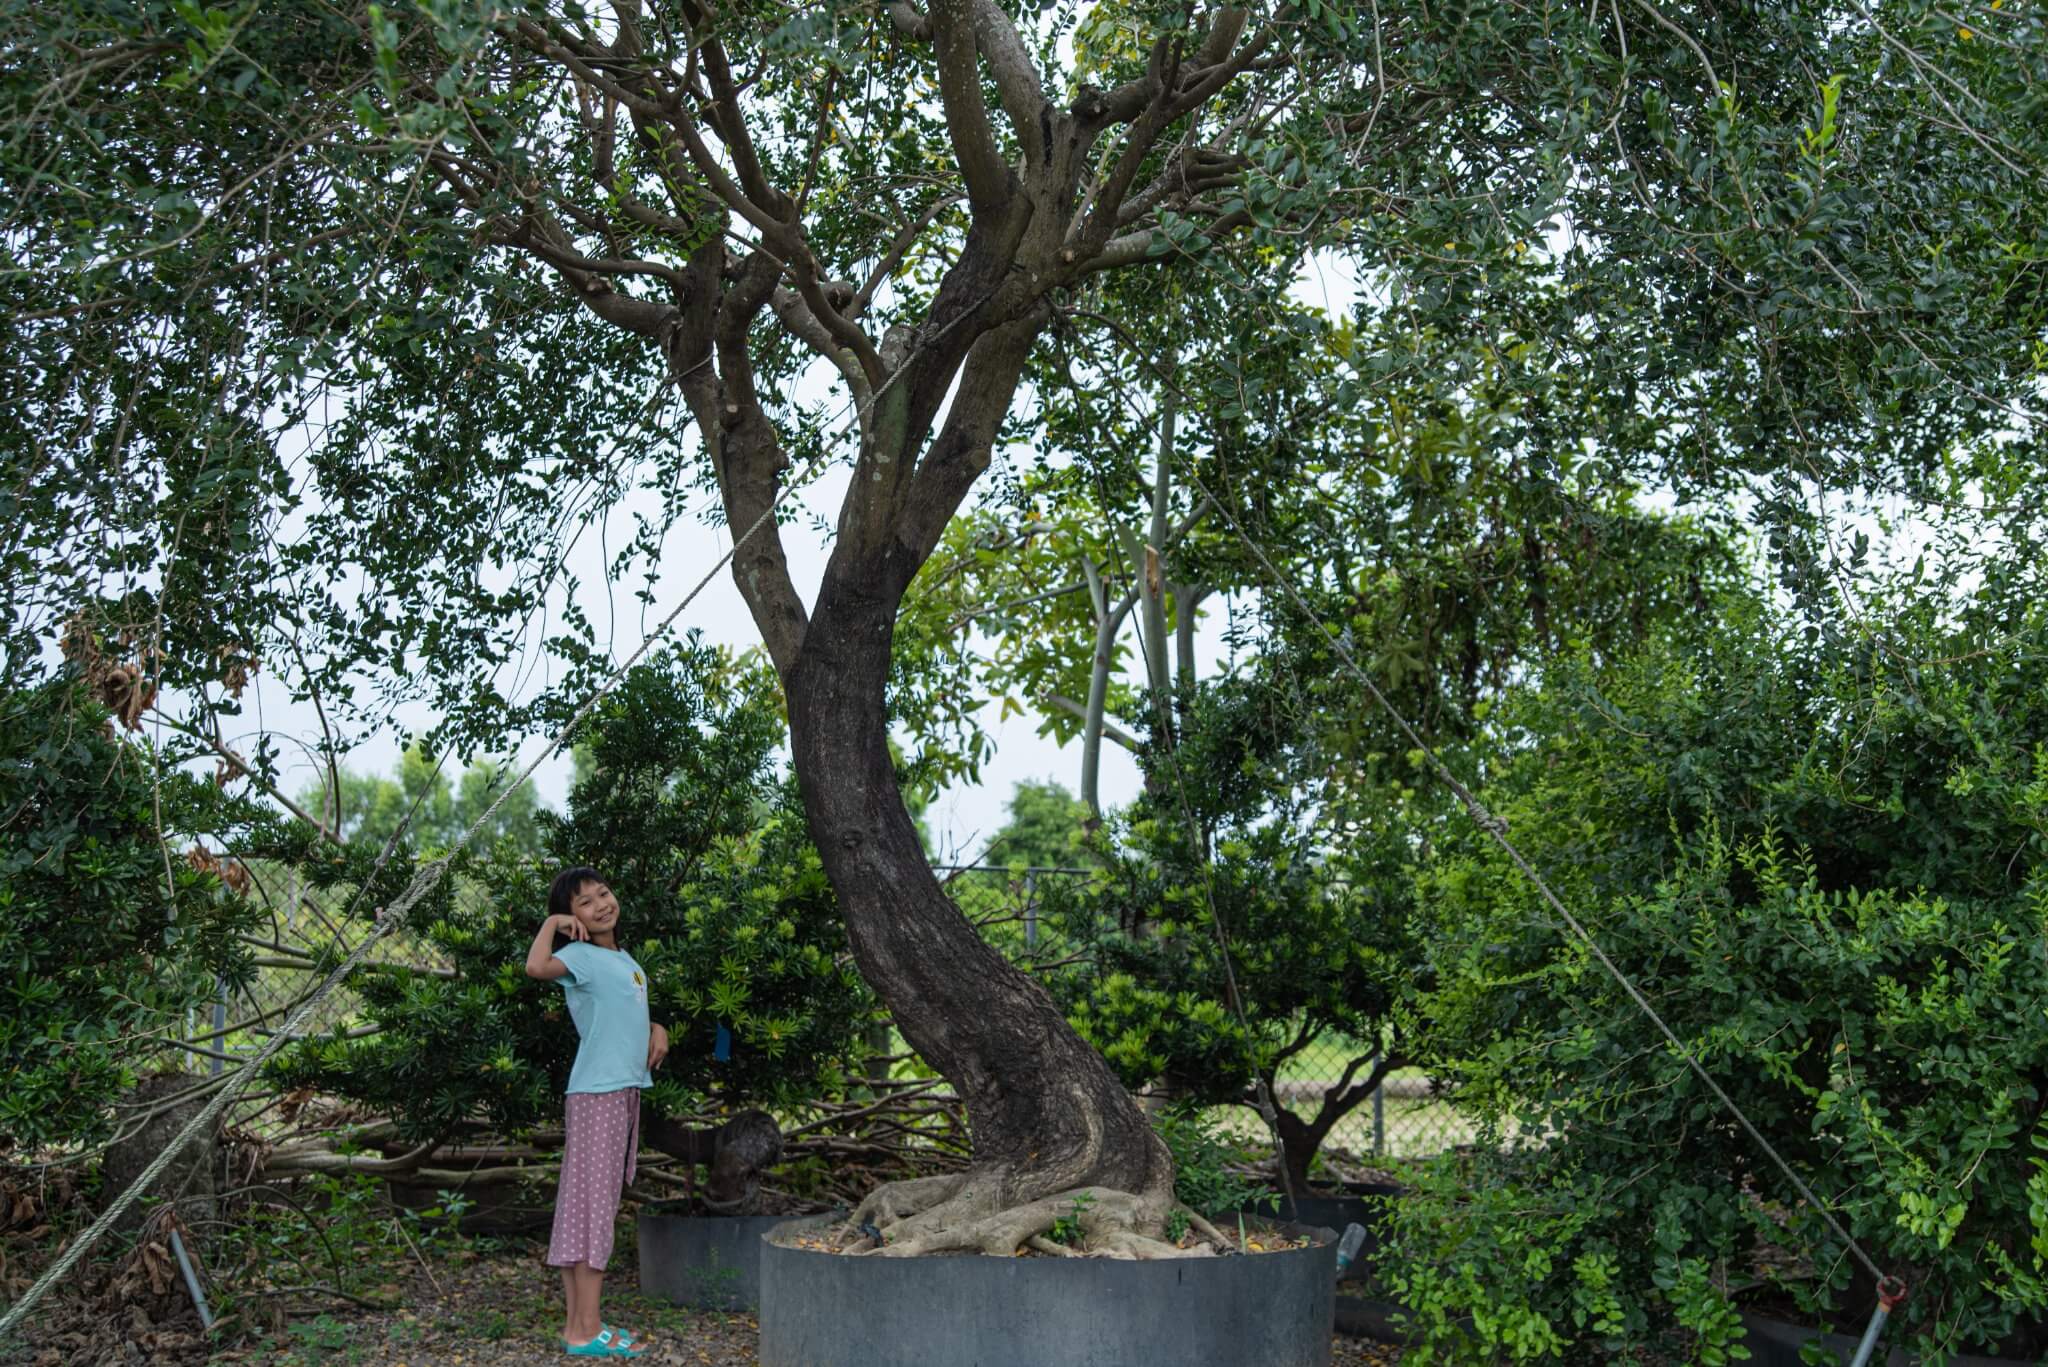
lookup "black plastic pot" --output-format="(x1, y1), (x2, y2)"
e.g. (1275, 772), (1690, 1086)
(758, 1215), (1337, 1367)
(1736, 1313), (2035, 1367)
(1273, 1182), (1403, 1280)
(1229, 1180), (1403, 1336)
(637, 1209), (792, 1310)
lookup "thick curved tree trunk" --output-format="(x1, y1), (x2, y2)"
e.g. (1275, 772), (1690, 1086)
(608, 0), (1275, 1253)
(785, 566), (1170, 1212)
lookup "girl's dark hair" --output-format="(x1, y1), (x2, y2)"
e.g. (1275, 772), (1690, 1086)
(548, 866), (607, 922)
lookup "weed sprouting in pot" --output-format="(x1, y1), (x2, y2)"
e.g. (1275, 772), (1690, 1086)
(1049, 1190), (1096, 1246)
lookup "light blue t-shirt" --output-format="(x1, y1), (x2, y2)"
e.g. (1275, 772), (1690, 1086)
(554, 941), (653, 1095)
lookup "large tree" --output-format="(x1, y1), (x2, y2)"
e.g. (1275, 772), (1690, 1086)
(8, 0), (2043, 1253)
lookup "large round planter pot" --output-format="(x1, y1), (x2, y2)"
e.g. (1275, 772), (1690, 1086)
(637, 1208), (794, 1310)
(1737, 1313), (2035, 1367)
(759, 1215), (1336, 1367)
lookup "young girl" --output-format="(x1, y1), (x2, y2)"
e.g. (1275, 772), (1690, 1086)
(525, 866), (670, 1358)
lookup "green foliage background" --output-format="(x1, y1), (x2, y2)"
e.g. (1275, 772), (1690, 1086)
(1386, 542), (2048, 1360)
(0, 681), (264, 1149)
(274, 641), (873, 1139)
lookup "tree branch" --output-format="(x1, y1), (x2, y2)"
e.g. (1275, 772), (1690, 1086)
(700, 38), (790, 217)
(149, 713), (342, 845)
(931, 0), (1012, 212)
(790, 266), (887, 385)
(1083, 209), (1251, 274)
(683, 248), (811, 674)
(1165, 10), (1264, 119)
(651, 103), (794, 246)
(1075, 35), (1178, 244)
(500, 217), (681, 335)
(970, 0), (1048, 167)
(510, 18), (668, 118)
(1045, 692), (1142, 752)
(771, 284), (876, 408)
(856, 192), (964, 317)
(507, 232), (692, 294)
(892, 314), (1042, 570)
(887, 1), (932, 39)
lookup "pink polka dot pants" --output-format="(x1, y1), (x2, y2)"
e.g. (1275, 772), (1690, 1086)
(546, 1088), (640, 1270)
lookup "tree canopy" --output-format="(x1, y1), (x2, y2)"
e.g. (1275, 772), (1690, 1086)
(8, 0), (2043, 756)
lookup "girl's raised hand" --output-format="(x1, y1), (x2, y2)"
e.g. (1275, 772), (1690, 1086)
(554, 912), (590, 943)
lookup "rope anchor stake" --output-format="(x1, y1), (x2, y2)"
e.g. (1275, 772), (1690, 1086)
(1847, 1276), (1910, 1367)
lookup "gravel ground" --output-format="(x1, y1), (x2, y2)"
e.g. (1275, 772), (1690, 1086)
(11, 1237), (1405, 1366)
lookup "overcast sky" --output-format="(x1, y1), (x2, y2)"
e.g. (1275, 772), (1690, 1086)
(207, 256), (1370, 860)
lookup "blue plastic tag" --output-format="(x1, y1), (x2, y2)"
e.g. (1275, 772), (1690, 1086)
(713, 1022), (732, 1062)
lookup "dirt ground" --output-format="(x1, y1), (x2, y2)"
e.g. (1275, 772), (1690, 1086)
(9, 1237), (1404, 1366)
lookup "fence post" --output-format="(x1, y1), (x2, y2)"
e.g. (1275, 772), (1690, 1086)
(1372, 1082), (1385, 1157)
(209, 982), (227, 1076)
(1023, 871), (1038, 951)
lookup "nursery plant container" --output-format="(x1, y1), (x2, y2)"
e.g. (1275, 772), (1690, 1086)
(758, 1215), (1337, 1367)
(637, 1206), (792, 1311)
(1736, 1312), (2036, 1367)
(1275, 1181), (1403, 1277)
(1312, 1290), (2043, 1362)
(1236, 1180), (1403, 1337)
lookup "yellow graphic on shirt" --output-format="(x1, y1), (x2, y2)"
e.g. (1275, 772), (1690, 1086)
(633, 971), (644, 987)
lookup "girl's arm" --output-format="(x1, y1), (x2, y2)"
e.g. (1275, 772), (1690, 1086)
(524, 913), (586, 979)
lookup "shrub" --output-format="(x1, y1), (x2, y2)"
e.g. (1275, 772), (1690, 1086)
(1152, 1104), (1277, 1220)
(276, 642), (872, 1142)
(1392, 581), (2048, 1359)
(1041, 675), (1420, 1190)
(0, 680), (262, 1149)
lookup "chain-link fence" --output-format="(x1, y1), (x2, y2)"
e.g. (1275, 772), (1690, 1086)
(936, 864), (1464, 1164)
(203, 858), (1460, 1162)
(190, 863), (455, 1076)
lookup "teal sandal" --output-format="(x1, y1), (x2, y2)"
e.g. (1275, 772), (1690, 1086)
(563, 1326), (642, 1357)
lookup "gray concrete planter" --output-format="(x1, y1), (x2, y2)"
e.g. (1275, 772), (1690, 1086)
(759, 1215), (1336, 1367)
(637, 1209), (792, 1310)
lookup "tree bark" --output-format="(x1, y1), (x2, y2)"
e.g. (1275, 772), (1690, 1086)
(1265, 1054), (1401, 1191)
(1077, 554), (1132, 819)
(784, 559), (1170, 1205)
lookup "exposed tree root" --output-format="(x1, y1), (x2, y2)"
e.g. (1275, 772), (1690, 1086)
(846, 1172), (966, 1238)
(840, 1168), (1234, 1261)
(1182, 1207), (1231, 1248)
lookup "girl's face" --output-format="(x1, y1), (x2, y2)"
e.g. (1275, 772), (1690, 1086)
(568, 878), (620, 937)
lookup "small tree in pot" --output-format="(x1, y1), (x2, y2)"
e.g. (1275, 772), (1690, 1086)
(1037, 670), (1419, 1195)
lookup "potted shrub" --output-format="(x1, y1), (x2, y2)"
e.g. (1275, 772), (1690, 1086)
(1036, 674), (1420, 1204)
